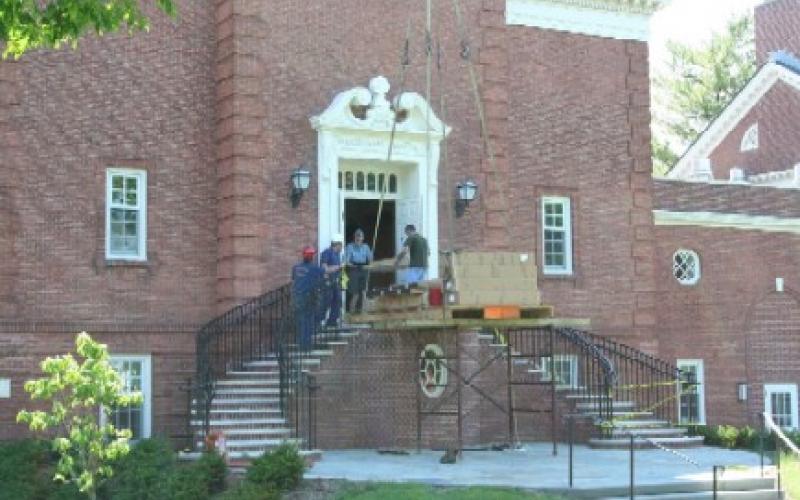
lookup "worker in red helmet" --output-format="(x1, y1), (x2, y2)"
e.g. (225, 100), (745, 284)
(292, 245), (324, 348)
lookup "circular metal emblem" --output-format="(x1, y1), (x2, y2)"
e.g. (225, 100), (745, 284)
(419, 344), (447, 398)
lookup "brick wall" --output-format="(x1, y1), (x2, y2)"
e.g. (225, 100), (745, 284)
(0, 0), (218, 325)
(653, 179), (800, 217)
(0, 326), (195, 442)
(756, 0), (800, 65)
(653, 181), (800, 426)
(505, 27), (656, 345)
(708, 82), (800, 178)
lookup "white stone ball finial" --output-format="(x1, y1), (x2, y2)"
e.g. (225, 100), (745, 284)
(369, 76), (391, 111)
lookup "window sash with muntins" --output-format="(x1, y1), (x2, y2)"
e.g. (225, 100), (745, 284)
(542, 197), (572, 275)
(106, 169), (147, 261)
(107, 356), (151, 440)
(677, 359), (705, 425)
(765, 384), (798, 430)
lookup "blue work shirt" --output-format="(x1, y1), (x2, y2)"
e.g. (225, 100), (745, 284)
(319, 246), (342, 285)
(291, 261), (323, 298)
(345, 242), (373, 266)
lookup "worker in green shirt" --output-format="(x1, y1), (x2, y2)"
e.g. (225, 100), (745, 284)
(395, 224), (428, 285)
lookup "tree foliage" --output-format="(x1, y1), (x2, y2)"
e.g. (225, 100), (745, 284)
(0, 0), (176, 58)
(16, 332), (143, 500)
(652, 15), (757, 175)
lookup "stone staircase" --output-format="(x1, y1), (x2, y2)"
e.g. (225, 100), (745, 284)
(565, 393), (704, 449)
(191, 328), (362, 461)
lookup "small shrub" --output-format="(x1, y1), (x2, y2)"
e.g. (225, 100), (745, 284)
(717, 425), (739, 449)
(167, 465), (210, 500)
(245, 443), (305, 492)
(735, 426), (758, 450)
(215, 482), (279, 500)
(196, 451), (227, 494)
(101, 438), (175, 500)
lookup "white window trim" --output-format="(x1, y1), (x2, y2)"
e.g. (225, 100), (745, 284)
(677, 359), (706, 425)
(673, 248), (701, 286)
(764, 383), (798, 431)
(101, 354), (152, 439)
(540, 354), (579, 389)
(740, 123), (759, 152)
(541, 196), (573, 276)
(106, 168), (147, 261)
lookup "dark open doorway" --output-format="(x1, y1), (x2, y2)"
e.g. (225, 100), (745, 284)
(345, 198), (395, 288)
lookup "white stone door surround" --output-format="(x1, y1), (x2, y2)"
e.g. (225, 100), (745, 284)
(311, 76), (451, 278)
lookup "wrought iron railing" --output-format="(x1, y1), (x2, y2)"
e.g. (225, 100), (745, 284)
(507, 326), (681, 437)
(278, 278), (336, 450)
(192, 284), (292, 436)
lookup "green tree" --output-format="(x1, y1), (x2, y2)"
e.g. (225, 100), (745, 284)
(0, 0), (176, 58)
(652, 15), (757, 175)
(17, 332), (143, 500)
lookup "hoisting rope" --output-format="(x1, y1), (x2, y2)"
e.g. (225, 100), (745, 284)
(450, 0), (512, 233)
(364, 10), (414, 293)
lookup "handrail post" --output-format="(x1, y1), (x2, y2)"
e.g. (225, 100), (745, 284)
(568, 415), (574, 488)
(629, 434), (635, 500)
(759, 412), (765, 477)
(712, 465), (718, 500)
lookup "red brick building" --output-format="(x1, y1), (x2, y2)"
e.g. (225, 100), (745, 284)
(0, 0), (797, 452)
(664, 0), (800, 430)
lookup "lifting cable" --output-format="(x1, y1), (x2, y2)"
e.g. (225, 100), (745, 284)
(364, 7), (414, 292)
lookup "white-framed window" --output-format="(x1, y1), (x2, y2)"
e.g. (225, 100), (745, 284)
(677, 359), (705, 425)
(673, 249), (700, 286)
(540, 355), (579, 389)
(419, 344), (447, 398)
(104, 355), (152, 440)
(764, 384), (798, 430)
(541, 197), (572, 275)
(106, 169), (147, 261)
(741, 123), (759, 152)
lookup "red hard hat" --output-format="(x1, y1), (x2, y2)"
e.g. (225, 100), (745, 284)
(302, 245), (316, 257)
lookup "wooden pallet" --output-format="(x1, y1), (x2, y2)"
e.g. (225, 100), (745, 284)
(352, 304), (554, 322)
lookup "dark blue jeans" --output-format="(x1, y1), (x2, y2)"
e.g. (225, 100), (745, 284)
(326, 284), (341, 326)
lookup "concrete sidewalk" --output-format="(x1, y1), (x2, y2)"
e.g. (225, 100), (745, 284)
(306, 443), (775, 496)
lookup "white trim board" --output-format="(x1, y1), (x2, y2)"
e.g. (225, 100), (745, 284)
(670, 63), (800, 179)
(654, 210), (800, 234)
(506, 0), (660, 41)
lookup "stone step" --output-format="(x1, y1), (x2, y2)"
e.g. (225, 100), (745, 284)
(266, 350), (334, 358)
(583, 411), (655, 419)
(210, 397), (280, 406)
(225, 438), (302, 450)
(191, 418), (288, 427)
(588, 435), (705, 449)
(244, 359), (320, 368)
(197, 407), (283, 415)
(602, 490), (779, 500)
(610, 427), (688, 438)
(216, 379), (279, 386)
(609, 419), (671, 428)
(226, 370), (279, 376)
(204, 428), (291, 438)
(576, 401), (635, 411)
(214, 387), (280, 396)
(227, 448), (321, 463)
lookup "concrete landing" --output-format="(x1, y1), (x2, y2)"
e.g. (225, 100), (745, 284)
(305, 443), (776, 497)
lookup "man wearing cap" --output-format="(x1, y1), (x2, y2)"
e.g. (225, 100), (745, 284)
(345, 228), (373, 313)
(292, 246), (324, 348)
(320, 234), (344, 328)
(395, 224), (428, 285)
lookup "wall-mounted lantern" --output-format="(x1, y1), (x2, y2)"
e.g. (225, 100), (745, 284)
(737, 382), (748, 402)
(291, 167), (311, 207)
(455, 180), (478, 216)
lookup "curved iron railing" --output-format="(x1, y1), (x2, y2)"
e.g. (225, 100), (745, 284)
(508, 326), (682, 437)
(192, 284), (292, 436)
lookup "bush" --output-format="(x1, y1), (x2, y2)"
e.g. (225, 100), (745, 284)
(101, 438), (176, 500)
(245, 443), (305, 492)
(0, 439), (83, 500)
(197, 451), (228, 494)
(717, 425), (739, 449)
(214, 482), (279, 500)
(167, 465), (210, 500)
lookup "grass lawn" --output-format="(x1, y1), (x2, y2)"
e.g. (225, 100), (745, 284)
(782, 452), (800, 500)
(335, 483), (568, 500)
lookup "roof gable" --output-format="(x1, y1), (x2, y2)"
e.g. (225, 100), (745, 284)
(668, 54), (800, 179)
